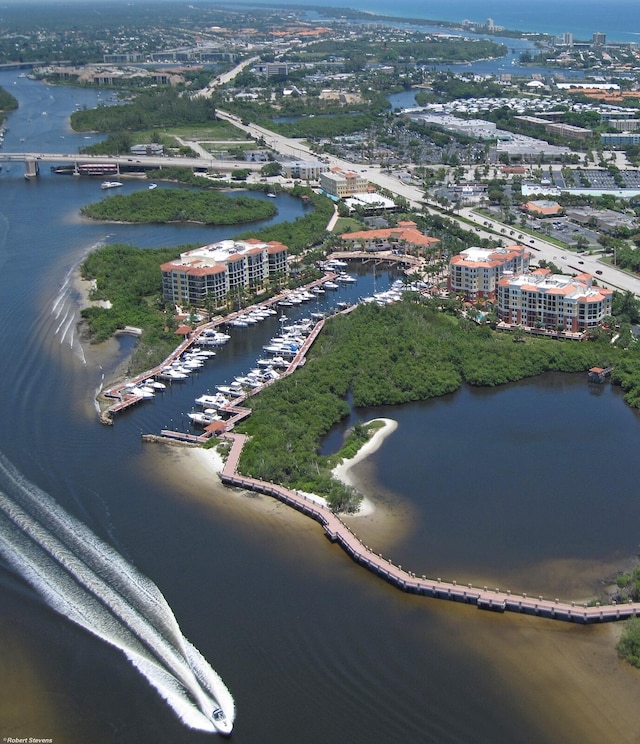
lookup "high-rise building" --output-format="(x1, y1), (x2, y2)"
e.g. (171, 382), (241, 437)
(592, 32), (606, 45)
(161, 239), (288, 307)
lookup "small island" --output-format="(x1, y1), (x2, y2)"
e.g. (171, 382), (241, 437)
(80, 188), (277, 225)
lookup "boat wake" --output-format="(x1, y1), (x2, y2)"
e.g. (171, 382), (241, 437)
(0, 453), (235, 734)
(50, 241), (108, 365)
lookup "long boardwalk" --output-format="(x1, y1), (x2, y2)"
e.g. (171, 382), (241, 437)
(220, 432), (640, 625)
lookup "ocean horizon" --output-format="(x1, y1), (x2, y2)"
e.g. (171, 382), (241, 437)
(242, 0), (640, 45)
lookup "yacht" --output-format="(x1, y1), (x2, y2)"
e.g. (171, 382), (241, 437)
(199, 330), (231, 346)
(195, 393), (230, 409)
(323, 281), (339, 290)
(148, 183), (158, 190)
(101, 180), (123, 190)
(188, 410), (222, 427)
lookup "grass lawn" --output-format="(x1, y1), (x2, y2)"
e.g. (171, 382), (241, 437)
(332, 216), (365, 233)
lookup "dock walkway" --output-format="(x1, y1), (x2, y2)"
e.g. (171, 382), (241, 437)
(220, 432), (640, 625)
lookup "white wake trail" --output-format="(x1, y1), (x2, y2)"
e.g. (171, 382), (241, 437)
(0, 455), (235, 733)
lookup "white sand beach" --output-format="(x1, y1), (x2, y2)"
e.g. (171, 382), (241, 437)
(331, 418), (398, 516)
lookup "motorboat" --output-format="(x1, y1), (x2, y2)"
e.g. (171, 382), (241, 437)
(101, 181), (123, 190)
(188, 410), (222, 426)
(195, 393), (230, 409)
(211, 707), (232, 736)
(337, 272), (356, 283)
(148, 183), (158, 190)
(199, 330), (231, 345)
(323, 281), (339, 290)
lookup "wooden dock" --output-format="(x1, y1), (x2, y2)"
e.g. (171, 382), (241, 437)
(219, 432), (640, 625)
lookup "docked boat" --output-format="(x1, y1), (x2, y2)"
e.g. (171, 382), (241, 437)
(199, 330), (231, 346)
(323, 281), (339, 290)
(101, 180), (123, 190)
(188, 410), (222, 426)
(194, 393), (230, 409)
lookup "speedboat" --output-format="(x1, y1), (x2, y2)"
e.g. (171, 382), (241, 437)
(101, 180), (123, 190)
(148, 183), (158, 190)
(211, 706), (232, 736)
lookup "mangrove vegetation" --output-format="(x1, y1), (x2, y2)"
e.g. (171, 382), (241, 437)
(236, 300), (629, 510)
(80, 189), (277, 225)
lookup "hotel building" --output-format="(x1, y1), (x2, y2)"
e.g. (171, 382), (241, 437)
(449, 245), (531, 301)
(497, 269), (613, 332)
(161, 238), (288, 307)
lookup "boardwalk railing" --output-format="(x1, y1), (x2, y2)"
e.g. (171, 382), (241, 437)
(220, 433), (640, 625)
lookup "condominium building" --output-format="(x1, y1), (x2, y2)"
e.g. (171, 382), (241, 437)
(497, 269), (613, 332)
(161, 238), (288, 307)
(320, 167), (368, 198)
(449, 245), (531, 301)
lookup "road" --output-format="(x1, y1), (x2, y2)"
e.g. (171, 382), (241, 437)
(217, 111), (640, 296)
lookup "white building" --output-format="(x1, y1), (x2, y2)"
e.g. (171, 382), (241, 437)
(449, 245), (531, 301)
(320, 167), (369, 198)
(497, 269), (613, 332)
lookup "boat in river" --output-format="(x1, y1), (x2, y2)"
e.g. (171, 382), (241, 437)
(101, 180), (123, 190)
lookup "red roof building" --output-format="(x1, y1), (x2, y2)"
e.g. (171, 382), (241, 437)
(449, 245), (531, 300)
(340, 221), (440, 255)
(161, 239), (288, 308)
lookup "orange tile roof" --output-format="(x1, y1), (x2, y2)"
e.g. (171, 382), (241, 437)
(340, 226), (439, 248)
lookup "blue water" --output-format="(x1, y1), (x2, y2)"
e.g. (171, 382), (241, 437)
(272, 0), (640, 43)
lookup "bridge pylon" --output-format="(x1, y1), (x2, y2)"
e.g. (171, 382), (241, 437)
(24, 158), (40, 179)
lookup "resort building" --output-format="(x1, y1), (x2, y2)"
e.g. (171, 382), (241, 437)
(340, 220), (440, 255)
(160, 239), (288, 308)
(496, 269), (613, 332)
(320, 167), (368, 198)
(448, 245), (531, 301)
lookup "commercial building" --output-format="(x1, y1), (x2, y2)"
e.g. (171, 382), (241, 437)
(521, 199), (564, 217)
(320, 167), (368, 198)
(601, 132), (640, 146)
(449, 245), (530, 301)
(279, 158), (329, 180)
(161, 239), (288, 307)
(497, 270), (613, 332)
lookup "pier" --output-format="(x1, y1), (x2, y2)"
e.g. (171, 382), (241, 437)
(219, 432), (640, 625)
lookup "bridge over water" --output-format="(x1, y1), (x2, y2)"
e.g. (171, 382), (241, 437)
(0, 151), (263, 179)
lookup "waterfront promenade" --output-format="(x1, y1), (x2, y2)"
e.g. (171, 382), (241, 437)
(220, 432), (640, 625)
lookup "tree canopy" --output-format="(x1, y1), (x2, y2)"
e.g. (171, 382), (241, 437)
(80, 189), (276, 225)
